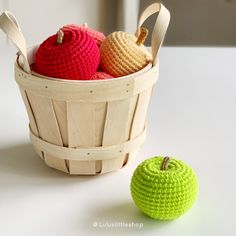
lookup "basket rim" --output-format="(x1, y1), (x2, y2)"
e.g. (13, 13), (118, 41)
(15, 45), (159, 102)
(17, 45), (158, 84)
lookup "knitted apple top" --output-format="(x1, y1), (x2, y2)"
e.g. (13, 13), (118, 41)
(34, 28), (100, 80)
(63, 24), (105, 47)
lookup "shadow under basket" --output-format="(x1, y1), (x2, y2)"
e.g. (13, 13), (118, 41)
(16, 54), (157, 175)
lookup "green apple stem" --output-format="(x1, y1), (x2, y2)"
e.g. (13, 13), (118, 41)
(136, 27), (148, 46)
(57, 30), (64, 44)
(161, 157), (170, 170)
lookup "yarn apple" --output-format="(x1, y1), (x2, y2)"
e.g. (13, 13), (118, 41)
(100, 27), (152, 77)
(131, 156), (199, 220)
(34, 27), (100, 80)
(63, 23), (105, 47)
(91, 71), (113, 80)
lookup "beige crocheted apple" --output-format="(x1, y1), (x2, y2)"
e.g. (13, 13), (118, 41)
(100, 27), (152, 77)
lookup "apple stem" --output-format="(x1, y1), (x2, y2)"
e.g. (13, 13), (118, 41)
(161, 157), (170, 170)
(57, 30), (64, 44)
(136, 27), (148, 46)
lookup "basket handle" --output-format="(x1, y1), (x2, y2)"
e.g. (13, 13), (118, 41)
(136, 2), (170, 66)
(0, 11), (31, 73)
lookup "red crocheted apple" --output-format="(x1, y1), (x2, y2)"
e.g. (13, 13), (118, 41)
(63, 24), (105, 47)
(34, 27), (100, 80)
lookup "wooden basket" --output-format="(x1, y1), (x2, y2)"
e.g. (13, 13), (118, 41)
(0, 2), (170, 175)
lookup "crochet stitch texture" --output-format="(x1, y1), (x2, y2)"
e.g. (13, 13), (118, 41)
(131, 157), (198, 220)
(63, 24), (105, 47)
(100, 31), (152, 77)
(91, 71), (113, 80)
(35, 28), (100, 80)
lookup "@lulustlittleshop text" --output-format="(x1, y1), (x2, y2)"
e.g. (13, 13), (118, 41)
(92, 221), (143, 229)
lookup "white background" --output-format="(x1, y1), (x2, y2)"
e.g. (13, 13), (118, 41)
(0, 0), (101, 46)
(0, 0), (140, 47)
(0, 45), (235, 236)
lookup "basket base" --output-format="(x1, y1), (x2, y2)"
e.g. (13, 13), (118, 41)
(33, 146), (140, 175)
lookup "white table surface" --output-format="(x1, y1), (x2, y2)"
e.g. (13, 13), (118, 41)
(0, 46), (235, 236)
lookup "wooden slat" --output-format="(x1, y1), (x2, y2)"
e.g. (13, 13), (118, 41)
(124, 88), (153, 167)
(67, 102), (95, 147)
(123, 94), (139, 166)
(67, 102), (107, 174)
(27, 93), (63, 144)
(94, 102), (107, 146)
(126, 95), (139, 140)
(101, 98), (132, 173)
(68, 161), (96, 175)
(95, 102), (107, 173)
(19, 88), (45, 159)
(103, 99), (131, 145)
(19, 88), (39, 136)
(52, 100), (68, 146)
(27, 92), (69, 173)
(130, 87), (153, 139)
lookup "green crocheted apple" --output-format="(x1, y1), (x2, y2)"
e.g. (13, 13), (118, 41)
(130, 156), (199, 220)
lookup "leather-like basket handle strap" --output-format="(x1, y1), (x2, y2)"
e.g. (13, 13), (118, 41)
(0, 11), (31, 73)
(136, 2), (170, 66)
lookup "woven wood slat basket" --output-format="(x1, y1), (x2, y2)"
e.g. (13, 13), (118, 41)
(0, 2), (170, 175)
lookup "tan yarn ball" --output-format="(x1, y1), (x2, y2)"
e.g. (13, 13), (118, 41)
(100, 29), (152, 77)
